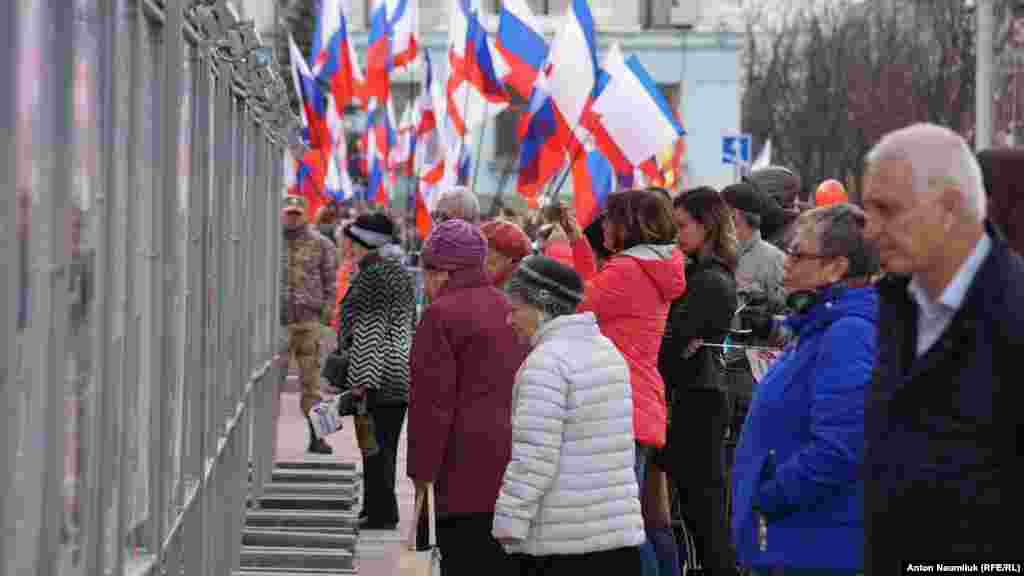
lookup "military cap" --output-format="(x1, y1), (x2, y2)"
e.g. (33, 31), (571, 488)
(283, 195), (307, 214)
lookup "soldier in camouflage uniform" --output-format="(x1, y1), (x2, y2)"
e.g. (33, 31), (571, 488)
(281, 195), (339, 454)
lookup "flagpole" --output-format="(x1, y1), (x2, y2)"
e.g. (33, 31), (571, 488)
(471, 112), (488, 195)
(460, 81), (473, 188)
(673, 23), (690, 194)
(548, 128), (594, 202)
(406, 79), (417, 256)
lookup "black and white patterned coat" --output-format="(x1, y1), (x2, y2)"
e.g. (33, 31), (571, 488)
(337, 251), (416, 405)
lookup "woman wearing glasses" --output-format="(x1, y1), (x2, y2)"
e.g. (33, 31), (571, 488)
(731, 203), (878, 575)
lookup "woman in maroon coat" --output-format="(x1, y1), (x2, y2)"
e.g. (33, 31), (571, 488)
(407, 219), (530, 576)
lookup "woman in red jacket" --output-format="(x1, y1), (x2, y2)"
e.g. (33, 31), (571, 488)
(407, 219), (529, 576)
(561, 189), (687, 576)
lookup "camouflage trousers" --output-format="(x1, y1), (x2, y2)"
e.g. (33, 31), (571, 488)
(287, 321), (323, 415)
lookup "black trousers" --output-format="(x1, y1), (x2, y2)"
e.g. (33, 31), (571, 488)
(436, 513), (520, 576)
(518, 546), (641, 575)
(671, 389), (737, 576)
(360, 402), (406, 524)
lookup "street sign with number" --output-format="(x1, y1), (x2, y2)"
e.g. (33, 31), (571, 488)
(722, 134), (752, 165)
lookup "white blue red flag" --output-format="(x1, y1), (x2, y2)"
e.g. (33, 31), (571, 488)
(388, 0), (419, 70)
(590, 43), (686, 169)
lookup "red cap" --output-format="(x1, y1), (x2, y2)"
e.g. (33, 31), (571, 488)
(480, 219), (532, 261)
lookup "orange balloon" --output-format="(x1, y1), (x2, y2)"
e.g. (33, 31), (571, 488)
(815, 179), (848, 206)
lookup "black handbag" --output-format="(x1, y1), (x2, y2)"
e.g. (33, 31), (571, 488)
(322, 336), (351, 390)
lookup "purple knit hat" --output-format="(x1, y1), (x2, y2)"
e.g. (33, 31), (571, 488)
(421, 219), (487, 272)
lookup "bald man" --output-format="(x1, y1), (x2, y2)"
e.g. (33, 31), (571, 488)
(862, 123), (1024, 571)
(432, 185), (481, 224)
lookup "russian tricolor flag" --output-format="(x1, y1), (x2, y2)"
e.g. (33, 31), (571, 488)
(516, 70), (565, 203)
(388, 0), (418, 70)
(289, 34), (331, 150)
(296, 148), (329, 217)
(546, 0), (599, 130)
(572, 148), (615, 228)
(324, 94), (354, 201)
(311, 0), (360, 113)
(517, 0), (599, 204)
(444, 0), (508, 142)
(364, 105), (395, 205)
(464, 9), (510, 105)
(496, 0), (548, 100)
(365, 0), (392, 108)
(311, 0), (342, 74)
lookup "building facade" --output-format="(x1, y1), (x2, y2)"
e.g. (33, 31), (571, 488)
(268, 0), (741, 210)
(280, 0), (742, 209)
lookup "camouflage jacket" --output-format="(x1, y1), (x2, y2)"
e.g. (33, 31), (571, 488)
(280, 224), (338, 325)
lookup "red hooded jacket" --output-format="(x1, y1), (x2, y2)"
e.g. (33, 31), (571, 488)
(573, 237), (686, 447)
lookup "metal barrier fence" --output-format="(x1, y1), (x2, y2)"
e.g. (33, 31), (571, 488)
(1, 1), (294, 574)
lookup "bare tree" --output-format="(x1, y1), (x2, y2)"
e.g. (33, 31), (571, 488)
(742, 0), (989, 202)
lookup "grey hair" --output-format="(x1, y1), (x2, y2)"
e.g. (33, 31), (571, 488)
(865, 123), (986, 222)
(800, 203), (880, 279)
(434, 185), (481, 223)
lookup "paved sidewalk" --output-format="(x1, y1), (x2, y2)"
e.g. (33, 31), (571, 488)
(276, 372), (417, 575)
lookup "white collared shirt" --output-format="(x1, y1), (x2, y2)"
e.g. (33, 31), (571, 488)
(907, 233), (992, 357)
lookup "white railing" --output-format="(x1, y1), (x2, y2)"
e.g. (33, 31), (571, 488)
(0, 1), (292, 574)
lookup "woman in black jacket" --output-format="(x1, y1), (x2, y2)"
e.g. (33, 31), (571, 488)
(657, 187), (739, 575)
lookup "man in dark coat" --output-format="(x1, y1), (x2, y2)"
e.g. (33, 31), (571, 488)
(862, 123), (1024, 573)
(978, 148), (1024, 255)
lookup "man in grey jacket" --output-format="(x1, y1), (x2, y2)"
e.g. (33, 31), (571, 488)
(721, 182), (787, 311)
(720, 183), (787, 443)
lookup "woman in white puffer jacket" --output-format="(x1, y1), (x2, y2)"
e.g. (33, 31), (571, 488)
(493, 255), (645, 573)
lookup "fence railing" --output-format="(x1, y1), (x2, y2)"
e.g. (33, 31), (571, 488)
(0, 1), (291, 574)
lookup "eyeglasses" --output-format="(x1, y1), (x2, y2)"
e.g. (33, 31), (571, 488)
(432, 212), (452, 223)
(783, 247), (833, 261)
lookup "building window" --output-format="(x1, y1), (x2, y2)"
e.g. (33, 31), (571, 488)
(493, 0), (568, 15)
(390, 82), (419, 121)
(494, 91), (529, 163)
(644, 0), (674, 28)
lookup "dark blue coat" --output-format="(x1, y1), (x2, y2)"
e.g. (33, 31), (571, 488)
(866, 224), (1024, 574)
(732, 285), (877, 571)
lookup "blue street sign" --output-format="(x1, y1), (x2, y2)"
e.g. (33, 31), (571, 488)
(722, 134), (752, 165)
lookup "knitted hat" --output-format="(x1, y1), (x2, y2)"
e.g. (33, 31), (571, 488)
(421, 219), (487, 271)
(345, 213), (395, 249)
(507, 255), (584, 319)
(480, 219), (532, 261)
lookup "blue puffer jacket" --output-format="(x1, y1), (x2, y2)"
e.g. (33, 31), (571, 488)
(731, 284), (877, 571)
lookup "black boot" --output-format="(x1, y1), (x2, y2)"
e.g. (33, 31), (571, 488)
(307, 418), (333, 454)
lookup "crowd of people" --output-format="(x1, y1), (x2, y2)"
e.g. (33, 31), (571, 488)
(279, 122), (1023, 575)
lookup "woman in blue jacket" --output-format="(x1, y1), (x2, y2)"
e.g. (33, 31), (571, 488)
(731, 203), (878, 575)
